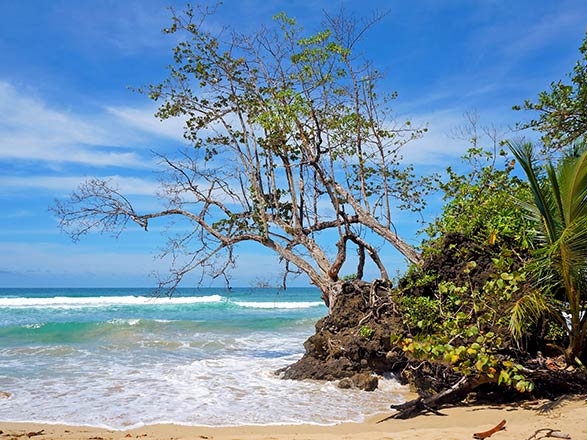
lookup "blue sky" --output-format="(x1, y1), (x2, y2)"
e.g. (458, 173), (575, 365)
(1, 0), (586, 288)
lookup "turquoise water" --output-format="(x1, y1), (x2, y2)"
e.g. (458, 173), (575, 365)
(0, 287), (405, 428)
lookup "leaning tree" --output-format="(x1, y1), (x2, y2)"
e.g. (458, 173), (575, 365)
(54, 6), (429, 310)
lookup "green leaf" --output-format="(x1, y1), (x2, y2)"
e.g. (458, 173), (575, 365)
(498, 370), (510, 385)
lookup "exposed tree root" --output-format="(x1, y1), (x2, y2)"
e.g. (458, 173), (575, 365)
(377, 366), (587, 421)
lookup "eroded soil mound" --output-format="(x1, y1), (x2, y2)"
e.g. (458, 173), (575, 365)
(280, 280), (403, 390)
(280, 232), (587, 401)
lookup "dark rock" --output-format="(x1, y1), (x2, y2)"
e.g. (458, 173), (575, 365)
(350, 373), (378, 391)
(279, 232), (587, 413)
(280, 279), (405, 387)
(337, 378), (353, 389)
(336, 374), (378, 391)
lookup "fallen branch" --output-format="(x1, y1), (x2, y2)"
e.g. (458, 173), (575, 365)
(525, 429), (571, 440)
(536, 395), (567, 414)
(376, 397), (447, 423)
(378, 374), (492, 421)
(473, 419), (506, 439)
(9, 430), (45, 438)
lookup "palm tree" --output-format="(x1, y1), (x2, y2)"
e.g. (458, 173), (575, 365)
(508, 140), (587, 363)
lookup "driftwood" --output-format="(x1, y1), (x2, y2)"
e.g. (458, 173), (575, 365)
(473, 419), (506, 439)
(525, 429), (571, 440)
(378, 375), (492, 421)
(7, 430), (45, 438)
(379, 363), (587, 422)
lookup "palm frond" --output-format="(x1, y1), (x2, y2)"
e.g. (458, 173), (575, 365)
(513, 197), (550, 244)
(556, 148), (587, 224)
(508, 140), (558, 244)
(509, 139), (587, 360)
(545, 162), (565, 227)
(559, 215), (587, 271)
(509, 290), (554, 340)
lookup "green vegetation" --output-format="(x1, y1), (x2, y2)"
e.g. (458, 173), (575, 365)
(384, 138), (587, 406)
(391, 151), (539, 392)
(359, 326), (375, 339)
(388, 32), (587, 404)
(423, 144), (533, 250)
(509, 140), (587, 363)
(514, 30), (587, 150)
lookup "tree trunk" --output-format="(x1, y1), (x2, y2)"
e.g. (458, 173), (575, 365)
(318, 281), (344, 313)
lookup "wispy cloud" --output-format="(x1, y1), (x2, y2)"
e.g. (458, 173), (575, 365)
(105, 105), (186, 140)
(0, 175), (161, 196)
(397, 110), (468, 166)
(0, 81), (150, 167)
(0, 80), (199, 170)
(397, 107), (516, 167)
(474, 8), (586, 61)
(57, 0), (177, 55)
(0, 209), (35, 219)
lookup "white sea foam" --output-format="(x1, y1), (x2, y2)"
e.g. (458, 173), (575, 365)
(0, 295), (224, 308)
(0, 348), (407, 429)
(107, 318), (141, 326)
(233, 301), (324, 309)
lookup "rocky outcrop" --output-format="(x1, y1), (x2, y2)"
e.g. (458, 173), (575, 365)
(279, 280), (406, 390)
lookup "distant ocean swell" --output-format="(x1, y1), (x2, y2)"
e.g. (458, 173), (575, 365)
(0, 295), (324, 309)
(0, 288), (406, 429)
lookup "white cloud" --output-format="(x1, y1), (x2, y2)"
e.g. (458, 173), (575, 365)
(0, 80), (195, 169)
(395, 110), (467, 166)
(0, 241), (313, 288)
(395, 103), (522, 167)
(0, 83), (102, 143)
(0, 175), (161, 196)
(105, 105), (186, 140)
(0, 81), (153, 167)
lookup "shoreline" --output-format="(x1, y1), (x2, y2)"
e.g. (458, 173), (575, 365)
(0, 382), (415, 431)
(1, 398), (585, 440)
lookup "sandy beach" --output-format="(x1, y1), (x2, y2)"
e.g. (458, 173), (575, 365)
(1, 397), (585, 440)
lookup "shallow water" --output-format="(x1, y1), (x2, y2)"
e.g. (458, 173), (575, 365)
(0, 287), (405, 429)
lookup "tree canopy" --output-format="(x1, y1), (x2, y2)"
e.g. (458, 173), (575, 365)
(53, 6), (429, 308)
(514, 30), (587, 150)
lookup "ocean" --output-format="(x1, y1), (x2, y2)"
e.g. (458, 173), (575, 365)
(0, 287), (405, 429)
